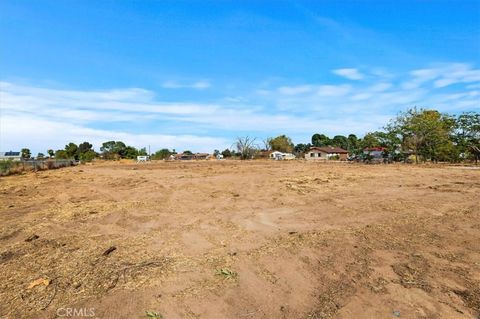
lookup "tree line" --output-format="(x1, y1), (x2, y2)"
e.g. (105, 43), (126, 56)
(232, 108), (479, 163)
(18, 108), (479, 164)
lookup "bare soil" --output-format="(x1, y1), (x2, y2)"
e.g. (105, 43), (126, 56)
(0, 161), (479, 319)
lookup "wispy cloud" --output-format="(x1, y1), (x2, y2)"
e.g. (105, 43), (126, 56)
(402, 63), (480, 89)
(161, 80), (211, 90)
(278, 85), (313, 95)
(0, 114), (228, 154)
(1, 62), (478, 153)
(332, 68), (365, 80)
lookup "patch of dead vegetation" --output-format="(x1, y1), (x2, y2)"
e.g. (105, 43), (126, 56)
(392, 254), (432, 292)
(453, 285), (480, 314)
(0, 235), (176, 317)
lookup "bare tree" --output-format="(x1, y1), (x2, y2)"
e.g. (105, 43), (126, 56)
(262, 138), (272, 151)
(233, 136), (258, 160)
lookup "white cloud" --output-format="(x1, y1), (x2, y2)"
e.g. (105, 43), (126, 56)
(316, 84), (351, 96)
(1, 62), (478, 154)
(332, 68), (364, 80)
(0, 114), (228, 154)
(161, 80), (211, 90)
(277, 84), (351, 97)
(403, 63), (480, 89)
(0, 81), (328, 153)
(278, 85), (313, 95)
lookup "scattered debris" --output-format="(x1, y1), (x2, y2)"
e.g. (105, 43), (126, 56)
(453, 288), (480, 313)
(393, 310), (401, 317)
(392, 255), (431, 292)
(102, 246), (117, 256)
(240, 309), (258, 317)
(0, 251), (14, 264)
(28, 278), (50, 289)
(25, 234), (40, 242)
(41, 280), (57, 310)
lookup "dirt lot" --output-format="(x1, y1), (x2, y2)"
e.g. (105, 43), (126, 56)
(0, 160), (479, 319)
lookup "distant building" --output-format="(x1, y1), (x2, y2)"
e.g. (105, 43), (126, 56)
(270, 151), (296, 160)
(174, 153), (211, 160)
(363, 147), (390, 163)
(363, 147), (387, 159)
(136, 155), (149, 162)
(0, 151), (22, 161)
(305, 147), (348, 161)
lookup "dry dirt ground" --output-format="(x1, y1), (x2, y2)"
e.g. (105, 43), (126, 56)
(0, 161), (479, 319)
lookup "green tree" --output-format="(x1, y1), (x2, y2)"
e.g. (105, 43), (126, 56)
(152, 149), (172, 160)
(21, 148), (31, 159)
(360, 133), (381, 149)
(47, 149), (54, 158)
(100, 141), (116, 154)
(374, 131), (402, 160)
(37, 152), (45, 159)
(294, 143), (311, 154)
(65, 142), (79, 159)
(331, 135), (349, 150)
(347, 134), (360, 154)
(312, 134), (331, 147)
(123, 146), (139, 159)
(55, 150), (69, 159)
(221, 149), (232, 158)
(183, 150), (193, 155)
(78, 142), (93, 154)
(269, 135), (294, 153)
(100, 141), (127, 159)
(76, 142), (96, 162)
(79, 150), (97, 162)
(455, 112), (480, 163)
(138, 147), (148, 156)
(389, 108), (455, 163)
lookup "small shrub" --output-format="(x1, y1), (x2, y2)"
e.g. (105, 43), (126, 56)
(0, 160), (13, 174)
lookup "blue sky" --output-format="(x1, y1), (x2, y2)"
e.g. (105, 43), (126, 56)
(1, 0), (479, 153)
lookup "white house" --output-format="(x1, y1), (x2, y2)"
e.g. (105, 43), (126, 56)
(270, 151), (296, 160)
(305, 147), (349, 161)
(136, 155), (149, 162)
(0, 151), (22, 161)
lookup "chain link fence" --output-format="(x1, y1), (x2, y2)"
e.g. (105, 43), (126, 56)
(0, 159), (79, 176)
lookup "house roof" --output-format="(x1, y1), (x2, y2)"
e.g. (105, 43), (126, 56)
(309, 147), (348, 154)
(364, 147), (386, 152)
(0, 151), (21, 157)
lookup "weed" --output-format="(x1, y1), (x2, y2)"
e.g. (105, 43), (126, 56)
(216, 268), (238, 280)
(145, 310), (163, 319)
